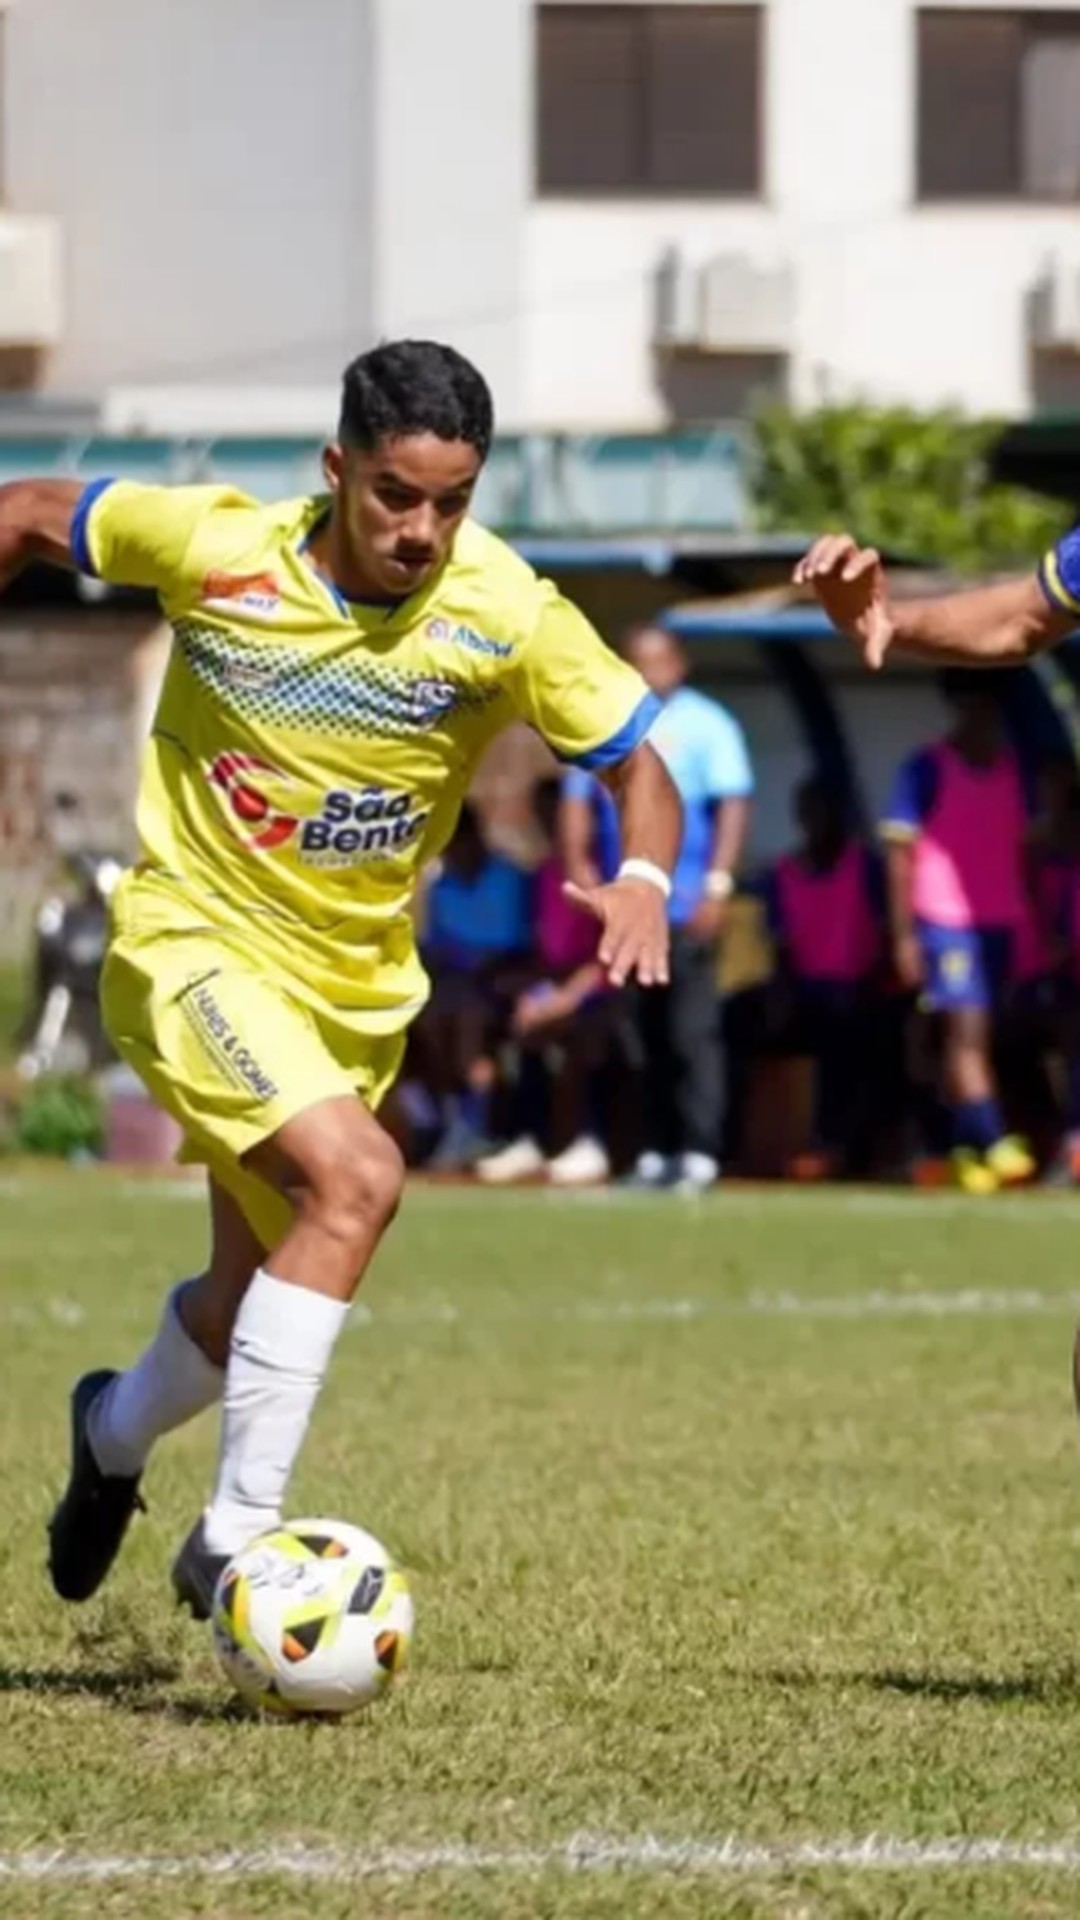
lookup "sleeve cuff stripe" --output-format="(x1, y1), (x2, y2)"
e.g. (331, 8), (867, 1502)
(1040, 550), (1080, 617)
(558, 689), (663, 770)
(70, 477), (116, 577)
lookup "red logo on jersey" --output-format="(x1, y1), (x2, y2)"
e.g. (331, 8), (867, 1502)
(207, 752), (298, 851)
(201, 570), (281, 614)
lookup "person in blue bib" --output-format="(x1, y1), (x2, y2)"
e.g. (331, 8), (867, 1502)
(562, 625), (753, 1192)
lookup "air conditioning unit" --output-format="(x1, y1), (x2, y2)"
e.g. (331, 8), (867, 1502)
(653, 249), (794, 354)
(1029, 257), (1080, 351)
(0, 216), (63, 348)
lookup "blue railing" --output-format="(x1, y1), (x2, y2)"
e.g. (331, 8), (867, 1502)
(0, 426), (749, 533)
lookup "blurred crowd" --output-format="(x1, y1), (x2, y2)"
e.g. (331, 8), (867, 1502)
(398, 635), (1080, 1196)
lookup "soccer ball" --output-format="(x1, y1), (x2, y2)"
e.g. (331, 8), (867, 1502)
(211, 1517), (414, 1715)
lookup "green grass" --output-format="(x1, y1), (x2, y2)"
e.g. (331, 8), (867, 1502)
(0, 959), (26, 1066)
(5, 1174), (1080, 1915)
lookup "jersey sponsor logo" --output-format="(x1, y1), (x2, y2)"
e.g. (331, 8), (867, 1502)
(298, 786), (431, 867)
(206, 753), (429, 868)
(201, 570), (281, 618)
(425, 617), (512, 661)
(208, 751), (300, 851)
(182, 981), (279, 1102)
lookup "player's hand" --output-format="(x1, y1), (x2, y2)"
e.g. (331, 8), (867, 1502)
(793, 534), (894, 671)
(512, 982), (565, 1036)
(563, 878), (669, 988)
(686, 897), (728, 944)
(893, 932), (924, 992)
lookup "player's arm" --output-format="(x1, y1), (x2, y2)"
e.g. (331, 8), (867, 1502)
(568, 741), (682, 987)
(793, 531), (1078, 671)
(0, 480), (86, 586)
(691, 710), (753, 940)
(879, 753), (932, 990)
(882, 837), (923, 991)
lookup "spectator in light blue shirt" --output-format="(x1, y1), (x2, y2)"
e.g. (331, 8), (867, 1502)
(561, 625), (753, 1191)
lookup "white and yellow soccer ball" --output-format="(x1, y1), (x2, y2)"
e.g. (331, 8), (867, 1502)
(211, 1517), (414, 1716)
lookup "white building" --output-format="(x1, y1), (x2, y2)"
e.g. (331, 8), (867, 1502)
(2, 0), (1080, 430)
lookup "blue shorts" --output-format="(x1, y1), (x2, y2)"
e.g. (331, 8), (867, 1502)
(916, 921), (1014, 1013)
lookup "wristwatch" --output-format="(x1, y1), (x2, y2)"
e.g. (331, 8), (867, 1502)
(703, 869), (735, 902)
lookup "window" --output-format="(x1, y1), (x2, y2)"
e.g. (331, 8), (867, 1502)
(918, 9), (1080, 201)
(536, 6), (762, 196)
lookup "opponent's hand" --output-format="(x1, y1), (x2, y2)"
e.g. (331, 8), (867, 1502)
(563, 877), (669, 988)
(793, 534), (894, 670)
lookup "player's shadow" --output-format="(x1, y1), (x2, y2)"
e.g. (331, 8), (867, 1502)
(0, 1656), (179, 1700)
(0, 1657), (249, 1724)
(749, 1662), (1080, 1706)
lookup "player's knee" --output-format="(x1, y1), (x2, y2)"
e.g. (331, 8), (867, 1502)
(304, 1132), (406, 1251)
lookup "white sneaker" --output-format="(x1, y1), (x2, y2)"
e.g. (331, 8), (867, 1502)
(547, 1134), (611, 1187)
(618, 1151), (674, 1190)
(475, 1136), (546, 1185)
(672, 1151), (719, 1195)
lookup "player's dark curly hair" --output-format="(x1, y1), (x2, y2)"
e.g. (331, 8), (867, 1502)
(338, 340), (494, 459)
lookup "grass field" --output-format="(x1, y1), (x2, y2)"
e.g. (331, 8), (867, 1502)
(5, 1172), (1080, 1916)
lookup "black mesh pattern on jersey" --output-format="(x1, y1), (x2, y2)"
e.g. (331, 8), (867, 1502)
(173, 621), (495, 739)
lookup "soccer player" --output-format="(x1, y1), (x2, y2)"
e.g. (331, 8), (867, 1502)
(880, 672), (1035, 1194)
(794, 529), (1080, 1179)
(8, 341), (680, 1617)
(561, 626), (753, 1193)
(766, 774), (885, 1179)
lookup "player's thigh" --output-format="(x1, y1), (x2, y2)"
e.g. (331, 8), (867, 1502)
(917, 922), (989, 1017)
(101, 933), (360, 1246)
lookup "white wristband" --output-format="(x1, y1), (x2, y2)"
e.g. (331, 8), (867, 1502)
(618, 857), (672, 900)
(704, 869), (735, 902)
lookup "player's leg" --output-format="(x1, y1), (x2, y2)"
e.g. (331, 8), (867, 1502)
(174, 1091), (404, 1615)
(667, 928), (723, 1193)
(48, 1178), (264, 1602)
(624, 955), (680, 1187)
(942, 1003), (1005, 1191)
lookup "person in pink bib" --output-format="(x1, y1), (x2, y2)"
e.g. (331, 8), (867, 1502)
(767, 776), (886, 1177)
(476, 779), (613, 1187)
(880, 670), (1036, 1193)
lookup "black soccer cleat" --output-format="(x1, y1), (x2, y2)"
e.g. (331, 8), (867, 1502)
(171, 1518), (229, 1622)
(47, 1370), (145, 1602)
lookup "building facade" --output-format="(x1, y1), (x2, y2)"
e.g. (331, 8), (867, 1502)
(2, 0), (1080, 431)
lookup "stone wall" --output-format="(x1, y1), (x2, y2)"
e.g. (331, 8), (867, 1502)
(0, 613), (154, 959)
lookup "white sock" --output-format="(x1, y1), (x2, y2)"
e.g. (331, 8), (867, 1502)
(88, 1283), (224, 1478)
(201, 1267), (349, 1557)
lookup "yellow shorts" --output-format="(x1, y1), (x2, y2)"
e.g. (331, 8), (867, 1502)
(101, 883), (407, 1248)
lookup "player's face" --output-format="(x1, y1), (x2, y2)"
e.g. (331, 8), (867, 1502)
(325, 434), (481, 598)
(626, 628), (686, 699)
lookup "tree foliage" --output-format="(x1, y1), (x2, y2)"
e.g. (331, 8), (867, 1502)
(751, 402), (1069, 574)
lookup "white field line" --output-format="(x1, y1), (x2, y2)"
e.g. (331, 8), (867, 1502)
(7, 1833), (1080, 1883)
(342, 1287), (1067, 1327)
(0, 1288), (1069, 1335)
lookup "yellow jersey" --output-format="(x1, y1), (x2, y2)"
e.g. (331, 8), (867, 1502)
(74, 480), (658, 1024)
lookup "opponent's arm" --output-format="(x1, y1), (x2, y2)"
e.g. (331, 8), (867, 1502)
(793, 532), (1075, 670)
(563, 741), (682, 988)
(0, 480), (85, 587)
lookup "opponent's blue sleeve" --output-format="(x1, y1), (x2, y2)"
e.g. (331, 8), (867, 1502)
(1038, 525), (1080, 617)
